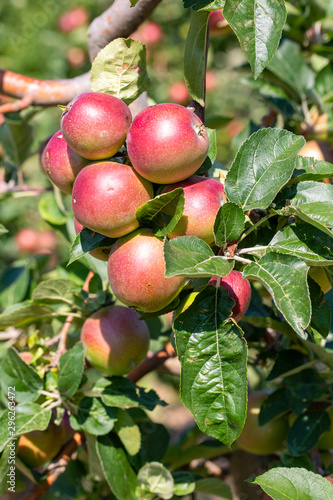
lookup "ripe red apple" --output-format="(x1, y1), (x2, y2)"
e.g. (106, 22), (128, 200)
(209, 10), (232, 37)
(72, 161), (153, 238)
(80, 304), (150, 375)
(107, 228), (186, 312)
(17, 414), (73, 468)
(161, 176), (227, 245)
(168, 82), (191, 105)
(326, 477), (333, 485)
(41, 130), (88, 194)
(66, 47), (87, 68)
(236, 392), (288, 455)
(15, 229), (57, 255)
(61, 92), (132, 160)
(130, 20), (163, 47)
(126, 103), (209, 184)
(58, 7), (89, 33)
(209, 270), (251, 321)
(74, 218), (112, 261)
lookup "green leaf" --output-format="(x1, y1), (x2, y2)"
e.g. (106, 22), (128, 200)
(223, 0), (286, 79)
(0, 113), (33, 168)
(267, 39), (315, 98)
(214, 202), (245, 246)
(0, 445), (12, 494)
(315, 64), (333, 103)
(68, 228), (115, 266)
(92, 376), (167, 411)
(184, 10), (209, 106)
(243, 252), (311, 338)
(258, 388), (291, 425)
(197, 127), (217, 174)
(135, 188), (185, 237)
(269, 223), (333, 265)
(0, 403), (51, 453)
(164, 236), (234, 277)
(174, 286), (247, 445)
(137, 462), (174, 500)
(290, 156), (333, 184)
(251, 467), (333, 499)
(0, 301), (54, 330)
(266, 350), (305, 382)
(172, 472), (196, 496)
(308, 278), (331, 338)
(129, 0), (139, 5)
(96, 433), (138, 500)
(38, 191), (67, 225)
(0, 223), (8, 235)
(225, 128), (305, 210)
(287, 411), (331, 457)
(70, 397), (116, 436)
(0, 347), (43, 403)
(195, 477), (232, 499)
(284, 370), (326, 402)
(114, 409), (141, 456)
(58, 342), (85, 398)
(136, 417), (170, 464)
(90, 38), (150, 105)
(0, 262), (30, 309)
(32, 278), (79, 306)
(183, 0), (224, 12)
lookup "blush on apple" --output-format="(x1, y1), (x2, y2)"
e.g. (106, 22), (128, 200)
(209, 10), (232, 37)
(126, 103), (209, 184)
(209, 270), (251, 321)
(58, 7), (89, 33)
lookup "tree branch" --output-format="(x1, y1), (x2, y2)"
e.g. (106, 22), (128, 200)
(127, 341), (176, 383)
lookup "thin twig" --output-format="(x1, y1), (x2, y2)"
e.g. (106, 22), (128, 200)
(0, 93), (33, 114)
(236, 245), (268, 256)
(50, 314), (74, 368)
(127, 342), (176, 383)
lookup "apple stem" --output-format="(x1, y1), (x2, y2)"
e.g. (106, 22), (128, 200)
(232, 255), (253, 265)
(236, 246), (268, 256)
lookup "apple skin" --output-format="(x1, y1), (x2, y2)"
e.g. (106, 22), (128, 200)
(236, 392), (288, 455)
(107, 228), (186, 313)
(130, 20), (163, 47)
(209, 10), (232, 37)
(326, 477), (333, 485)
(80, 305), (150, 375)
(61, 92), (132, 160)
(41, 130), (88, 194)
(168, 81), (191, 105)
(299, 140), (326, 162)
(58, 6), (89, 33)
(74, 218), (112, 262)
(309, 266), (332, 295)
(72, 161), (154, 238)
(126, 103), (209, 184)
(209, 271), (251, 322)
(161, 176), (227, 245)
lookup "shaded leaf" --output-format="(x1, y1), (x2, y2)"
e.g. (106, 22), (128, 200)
(290, 156), (333, 184)
(58, 342), (85, 398)
(259, 388), (291, 425)
(68, 228), (115, 266)
(214, 202), (245, 246)
(0, 224), (8, 235)
(287, 411), (331, 456)
(0, 262), (30, 309)
(195, 477), (232, 499)
(70, 397), (116, 436)
(0, 301), (54, 330)
(137, 462), (174, 500)
(38, 191), (67, 225)
(32, 279), (79, 306)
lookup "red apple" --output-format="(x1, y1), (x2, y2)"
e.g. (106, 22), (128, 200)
(58, 7), (89, 33)
(80, 304), (150, 375)
(41, 130), (88, 194)
(168, 82), (191, 105)
(72, 161), (153, 238)
(61, 92), (132, 160)
(126, 103), (209, 184)
(130, 21), (163, 47)
(107, 228), (186, 312)
(66, 47), (87, 68)
(326, 477), (333, 485)
(205, 70), (218, 92)
(74, 218), (112, 261)
(209, 270), (251, 321)
(15, 229), (57, 255)
(161, 176), (227, 244)
(209, 10), (232, 37)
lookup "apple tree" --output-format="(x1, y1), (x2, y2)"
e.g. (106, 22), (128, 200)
(0, 0), (333, 499)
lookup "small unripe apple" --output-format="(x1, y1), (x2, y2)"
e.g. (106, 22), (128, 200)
(209, 10), (232, 37)
(80, 305), (150, 375)
(236, 392), (288, 455)
(74, 218), (112, 261)
(72, 161), (153, 238)
(309, 266), (332, 295)
(58, 7), (89, 33)
(168, 82), (191, 105)
(161, 176), (227, 244)
(126, 103), (209, 184)
(107, 228), (186, 312)
(61, 92), (132, 160)
(130, 20), (163, 47)
(209, 271), (251, 322)
(41, 130), (88, 194)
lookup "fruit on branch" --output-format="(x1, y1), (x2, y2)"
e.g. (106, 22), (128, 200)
(61, 92), (132, 160)
(126, 103), (209, 184)
(209, 271), (251, 321)
(205, 70), (218, 92)
(66, 47), (87, 69)
(168, 82), (191, 105)
(236, 392), (288, 455)
(41, 130), (88, 194)
(15, 228), (57, 255)
(107, 228), (186, 312)
(74, 218), (113, 261)
(17, 413), (73, 468)
(130, 20), (163, 47)
(309, 266), (332, 295)
(161, 175), (227, 244)
(81, 304), (150, 375)
(209, 10), (232, 37)
(58, 7), (89, 33)
(299, 140), (326, 162)
(72, 161), (153, 238)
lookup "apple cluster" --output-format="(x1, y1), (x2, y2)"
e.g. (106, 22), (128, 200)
(42, 91), (251, 375)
